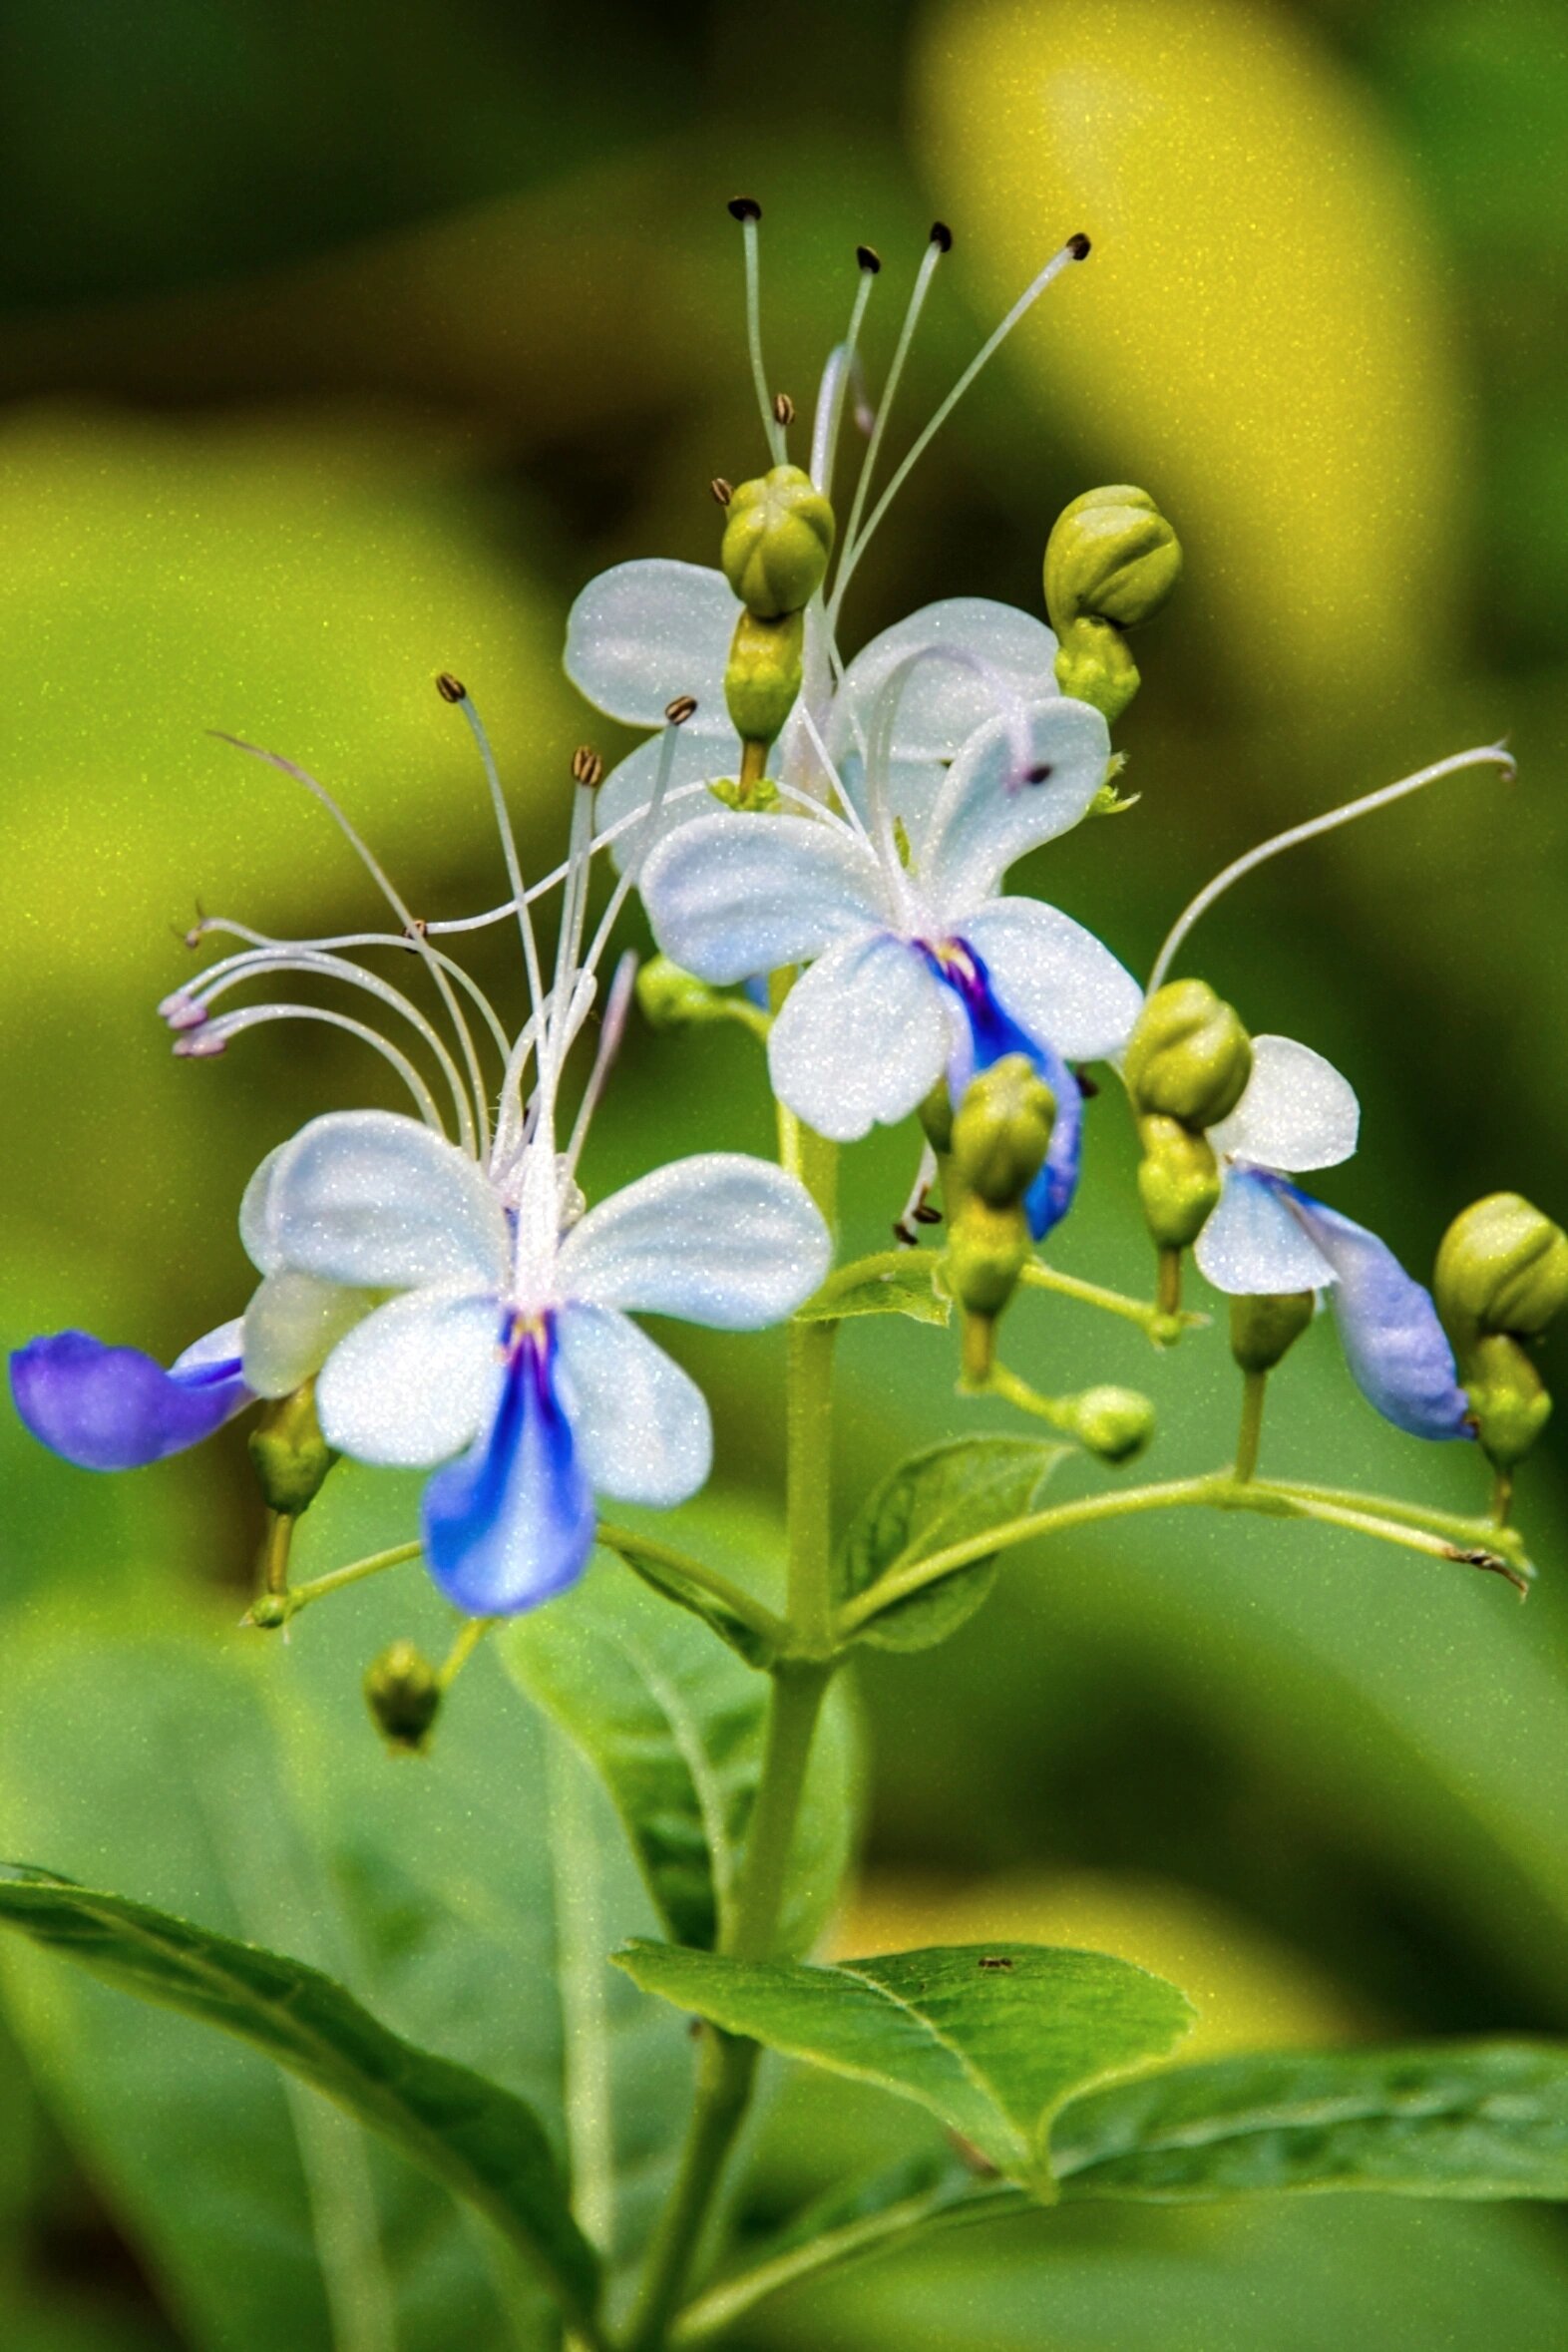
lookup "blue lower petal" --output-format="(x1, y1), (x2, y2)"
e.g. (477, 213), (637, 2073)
(1282, 1187), (1472, 1441)
(932, 940), (1083, 1239)
(422, 1318), (595, 1615)
(9, 1329), (251, 1470)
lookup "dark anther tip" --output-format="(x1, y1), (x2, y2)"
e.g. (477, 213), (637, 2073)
(664, 693), (698, 726)
(857, 242), (882, 273)
(1025, 761), (1054, 785)
(571, 744), (604, 788)
(709, 476), (733, 506)
(1066, 231), (1091, 260)
(435, 671), (468, 703)
(727, 196), (762, 223)
(772, 391), (795, 426)
(929, 220), (954, 252)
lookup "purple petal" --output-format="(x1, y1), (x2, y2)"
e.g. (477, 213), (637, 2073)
(10, 1326), (251, 1471)
(422, 1319), (595, 1615)
(1283, 1189), (1472, 1441)
(934, 940), (1083, 1240)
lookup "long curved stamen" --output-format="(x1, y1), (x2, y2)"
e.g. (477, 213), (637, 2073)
(166, 949), (480, 1151)
(444, 684), (550, 1033)
(547, 774), (598, 1098)
(576, 718), (684, 993)
(831, 231), (1091, 620)
(791, 701), (877, 854)
(852, 640), (1034, 791)
(188, 920), (515, 1067)
(830, 225), (951, 624)
(809, 245), (881, 498)
(565, 951), (638, 1181)
(1147, 742), (1516, 992)
(730, 197), (788, 466)
(211, 732), (493, 1154)
(176, 1002), (447, 1130)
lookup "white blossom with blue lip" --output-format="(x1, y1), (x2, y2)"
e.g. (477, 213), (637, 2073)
(1194, 1034), (1470, 1439)
(638, 670), (1142, 1239)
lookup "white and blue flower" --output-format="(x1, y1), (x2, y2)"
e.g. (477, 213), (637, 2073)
(637, 672), (1141, 1239)
(1193, 1033), (1469, 1439)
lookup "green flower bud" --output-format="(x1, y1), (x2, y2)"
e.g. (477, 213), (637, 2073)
(1230, 1290), (1314, 1375)
(636, 956), (724, 1030)
(364, 1639), (441, 1755)
(1068, 1384), (1156, 1464)
(1044, 485), (1183, 633)
(1462, 1332), (1552, 1471)
(950, 1054), (1055, 1209)
(247, 1379), (336, 1518)
(1125, 981), (1254, 1130)
(918, 1076), (955, 1157)
(724, 607), (804, 745)
(1435, 1193), (1568, 1348)
(1136, 1115), (1222, 1251)
(947, 1198), (1029, 1320)
(721, 465), (835, 617)
(1053, 616), (1141, 725)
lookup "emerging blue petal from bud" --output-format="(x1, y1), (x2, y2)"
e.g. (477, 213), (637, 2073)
(9, 1320), (251, 1471)
(1282, 1189), (1471, 1442)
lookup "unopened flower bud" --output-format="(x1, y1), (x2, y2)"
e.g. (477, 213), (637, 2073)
(1435, 1193), (1568, 1348)
(1068, 1384), (1156, 1464)
(1045, 486), (1183, 634)
(247, 1379), (336, 1517)
(721, 466), (835, 618)
(951, 1055), (1054, 1208)
(1053, 618), (1142, 725)
(1230, 1290), (1314, 1375)
(947, 1198), (1029, 1320)
(724, 607), (805, 745)
(919, 1077), (955, 1157)
(1125, 981), (1253, 1131)
(1461, 1332), (1553, 1471)
(364, 1639), (441, 1755)
(1136, 1115), (1222, 1251)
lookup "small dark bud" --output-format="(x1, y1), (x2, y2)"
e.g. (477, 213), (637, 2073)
(929, 220), (954, 252)
(857, 243), (882, 273)
(772, 392), (795, 427)
(1067, 231), (1091, 260)
(727, 196), (762, 222)
(364, 1640), (441, 1755)
(435, 671), (467, 704)
(709, 476), (733, 506)
(664, 694), (698, 726)
(571, 744), (603, 788)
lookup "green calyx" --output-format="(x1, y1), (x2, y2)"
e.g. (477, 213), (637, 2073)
(951, 1054), (1055, 1209)
(1054, 615), (1142, 724)
(1125, 980), (1254, 1130)
(247, 1379), (337, 1517)
(724, 606), (804, 745)
(707, 772), (781, 812)
(721, 465), (835, 617)
(1136, 1114), (1223, 1251)
(1045, 485), (1183, 633)
(1230, 1290), (1315, 1374)
(1435, 1192), (1568, 1349)
(1462, 1332), (1553, 1471)
(363, 1639), (441, 1754)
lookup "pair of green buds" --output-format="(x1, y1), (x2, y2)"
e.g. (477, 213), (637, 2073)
(718, 467), (835, 774)
(1436, 1194), (1568, 1480)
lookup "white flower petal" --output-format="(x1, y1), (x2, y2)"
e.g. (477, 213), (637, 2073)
(555, 1303), (712, 1506)
(961, 897), (1144, 1062)
(593, 723), (741, 872)
(768, 933), (953, 1143)
(1195, 1167), (1336, 1296)
(171, 1318), (247, 1376)
(1210, 1035), (1361, 1174)
(828, 745), (949, 847)
(923, 697), (1111, 915)
(559, 1153), (831, 1327)
(315, 1284), (503, 1467)
(640, 809), (886, 984)
(238, 1145), (287, 1274)
(832, 598), (1060, 765)
(565, 559), (740, 726)
(267, 1111), (510, 1292)
(241, 1273), (376, 1399)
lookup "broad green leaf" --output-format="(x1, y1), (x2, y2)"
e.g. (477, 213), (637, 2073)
(838, 1436), (1069, 1652)
(1053, 2040), (1568, 2202)
(501, 1558), (858, 1955)
(798, 1254), (951, 1329)
(595, 1525), (780, 1668)
(613, 1940), (1193, 2190)
(0, 1865), (600, 2327)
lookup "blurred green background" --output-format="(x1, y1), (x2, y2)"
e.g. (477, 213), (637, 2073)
(5, 0), (1568, 2343)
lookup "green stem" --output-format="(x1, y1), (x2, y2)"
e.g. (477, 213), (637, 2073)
(259, 1509), (294, 1598)
(595, 1522), (789, 1651)
(438, 1614), (494, 1690)
(244, 1540), (422, 1628)
(1491, 1464), (1515, 1527)
(1234, 1370), (1267, 1483)
(1018, 1257), (1193, 1345)
(970, 1360), (1078, 1438)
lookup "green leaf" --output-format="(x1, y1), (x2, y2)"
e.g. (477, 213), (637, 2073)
(798, 1253), (951, 1329)
(595, 1524), (780, 1668)
(501, 1558), (858, 1955)
(613, 1940), (1193, 2191)
(0, 1864), (600, 2327)
(838, 1436), (1070, 1652)
(1053, 2041), (1568, 2202)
